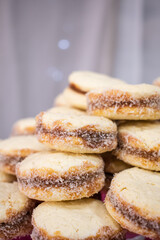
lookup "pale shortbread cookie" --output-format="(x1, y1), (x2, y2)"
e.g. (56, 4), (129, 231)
(64, 71), (125, 110)
(16, 151), (105, 201)
(0, 135), (49, 174)
(0, 171), (16, 182)
(54, 93), (72, 107)
(31, 199), (125, 240)
(0, 182), (35, 239)
(36, 111), (117, 153)
(105, 168), (160, 239)
(114, 121), (160, 171)
(63, 87), (87, 110)
(12, 117), (36, 136)
(153, 77), (160, 87)
(87, 83), (160, 120)
(102, 152), (131, 174)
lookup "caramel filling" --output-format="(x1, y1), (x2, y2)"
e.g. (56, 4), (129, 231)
(117, 137), (159, 161)
(69, 83), (86, 94)
(88, 94), (160, 110)
(0, 201), (35, 239)
(107, 190), (160, 235)
(18, 170), (104, 189)
(0, 154), (26, 173)
(36, 115), (117, 149)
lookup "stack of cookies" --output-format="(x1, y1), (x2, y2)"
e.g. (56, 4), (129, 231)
(0, 71), (160, 240)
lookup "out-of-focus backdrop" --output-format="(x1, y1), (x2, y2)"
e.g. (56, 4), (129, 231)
(0, 0), (160, 138)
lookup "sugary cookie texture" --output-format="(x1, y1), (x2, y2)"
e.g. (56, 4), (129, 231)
(87, 84), (160, 120)
(36, 111), (117, 153)
(12, 118), (36, 136)
(0, 182), (36, 239)
(114, 121), (160, 171)
(0, 135), (49, 174)
(105, 167), (160, 239)
(32, 199), (125, 240)
(64, 71), (125, 110)
(16, 152), (105, 201)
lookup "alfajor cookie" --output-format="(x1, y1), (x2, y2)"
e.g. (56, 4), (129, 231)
(31, 199), (125, 240)
(12, 117), (36, 136)
(36, 111), (117, 153)
(63, 71), (125, 110)
(87, 83), (160, 120)
(16, 151), (105, 201)
(0, 171), (16, 182)
(105, 167), (160, 239)
(0, 182), (35, 239)
(102, 152), (131, 174)
(0, 135), (49, 174)
(114, 121), (160, 171)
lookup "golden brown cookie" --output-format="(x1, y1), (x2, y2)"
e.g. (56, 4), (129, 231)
(32, 199), (125, 240)
(114, 121), (160, 171)
(105, 168), (160, 239)
(12, 118), (36, 136)
(0, 136), (49, 174)
(87, 83), (160, 120)
(0, 182), (36, 239)
(36, 111), (117, 153)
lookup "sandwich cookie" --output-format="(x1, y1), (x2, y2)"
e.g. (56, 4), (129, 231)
(31, 199), (125, 240)
(64, 71), (125, 110)
(12, 117), (36, 136)
(0, 136), (49, 174)
(105, 168), (160, 239)
(16, 152), (105, 201)
(36, 111), (117, 153)
(114, 121), (160, 171)
(0, 182), (35, 239)
(102, 152), (131, 174)
(87, 83), (160, 120)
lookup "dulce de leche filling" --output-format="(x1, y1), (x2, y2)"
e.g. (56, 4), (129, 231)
(0, 201), (35, 238)
(107, 190), (160, 235)
(18, 169), (104, 189)
(36, 114), (117, 149)
(0, 154), (26, 173)
(117, 135), (160, 161)
(88, 93), (160, 110)
(70, 83), (87, 94)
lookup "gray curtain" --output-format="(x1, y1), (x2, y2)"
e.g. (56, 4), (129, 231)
(0, 0), (160, 138)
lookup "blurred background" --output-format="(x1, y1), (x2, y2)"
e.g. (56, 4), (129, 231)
(0, 0), (160, 138)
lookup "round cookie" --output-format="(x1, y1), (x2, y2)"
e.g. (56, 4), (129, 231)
(0, 171), (16, 182)
(0, 135), (49, 174)
(12, 117), (36, 136)
(0, 182), (35, 239)
(36, 111), (117, 153)
(102, 152), (131, 174)
(64, 71), (125, 110)
(105, 167), (160, 239)
(16, 151), (105, 201)
(87, 83), (160, 120)
(114, 121), (160, 171)
(31, 199), (125, 240)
